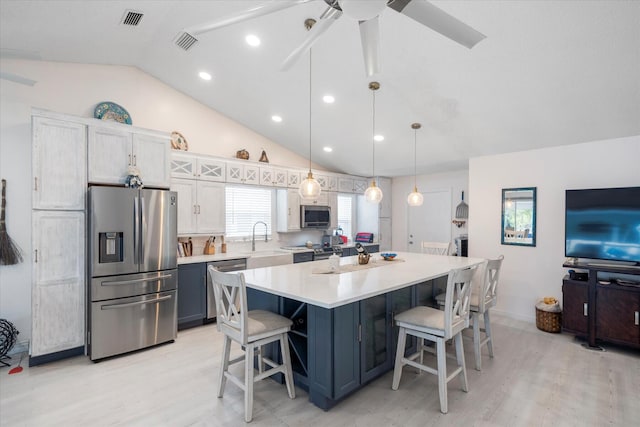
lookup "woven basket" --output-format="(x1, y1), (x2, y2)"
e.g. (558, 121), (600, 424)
(536, 307), (562, 333)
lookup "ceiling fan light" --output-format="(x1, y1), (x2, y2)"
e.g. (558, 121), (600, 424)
(407, 187), (424, 206)
(364, 180), (383, 204)
(299, 171), (322, 199)
(339, 0), (387, 21)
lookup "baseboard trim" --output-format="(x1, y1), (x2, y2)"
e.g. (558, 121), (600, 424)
(29, 346), (84, 367)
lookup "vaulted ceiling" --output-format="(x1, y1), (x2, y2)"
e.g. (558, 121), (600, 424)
(1, 1), (639, 177)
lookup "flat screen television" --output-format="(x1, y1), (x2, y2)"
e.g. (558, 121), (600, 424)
(565, 187), (640, 264)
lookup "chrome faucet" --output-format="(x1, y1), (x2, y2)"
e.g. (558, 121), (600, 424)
(252, 221), (268, 252)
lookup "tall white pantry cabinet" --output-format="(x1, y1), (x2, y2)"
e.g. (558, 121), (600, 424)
(31, 114), (86, 361)
(29, 108), (171, 364)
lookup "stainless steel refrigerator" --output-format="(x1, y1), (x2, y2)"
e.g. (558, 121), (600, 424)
(88, 186), (178, 361)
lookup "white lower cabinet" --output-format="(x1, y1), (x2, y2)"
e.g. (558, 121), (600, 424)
(171, 178), (225, 235)
(31, 210), (85, 357)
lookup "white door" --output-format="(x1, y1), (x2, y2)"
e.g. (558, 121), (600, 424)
(133, 133), (170, 188)
(32, 117), (87, 210)
(407, 189), (452, 253)
(197, 181), (226, 234)
(88, 126), (131, 184)
(171, 178), (198, 235)
(32, 210), (85, 356)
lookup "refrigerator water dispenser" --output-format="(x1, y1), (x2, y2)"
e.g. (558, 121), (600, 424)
(99, 232), (123, 263)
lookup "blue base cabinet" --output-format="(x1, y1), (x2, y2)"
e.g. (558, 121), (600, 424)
(177, 263), (207, 330)
(247, 282), (426, 410)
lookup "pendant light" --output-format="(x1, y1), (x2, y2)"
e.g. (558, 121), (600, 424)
(407, 123), (424, 206)
(299, 19), (321, 199)
(364, 81), (383, 204)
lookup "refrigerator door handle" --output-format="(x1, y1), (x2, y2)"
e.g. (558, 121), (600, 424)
(133, 195), (140, 265)
(101, 294), (173, 310)
(141, 194), (146, 264)
(101, 274), (173, 287)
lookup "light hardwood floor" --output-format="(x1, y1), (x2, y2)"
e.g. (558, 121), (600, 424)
(1, 314), (638, 426)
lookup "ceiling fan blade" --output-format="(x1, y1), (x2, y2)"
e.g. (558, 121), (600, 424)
(186, 0), (313, 36)
(359, 17), (381, 76)
(0, 71), (37, 86)
(280, 7), (342, 72)
(388, 0), (486, 49)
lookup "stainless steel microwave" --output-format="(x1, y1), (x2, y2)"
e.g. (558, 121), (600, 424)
(301, 205), (330, 229)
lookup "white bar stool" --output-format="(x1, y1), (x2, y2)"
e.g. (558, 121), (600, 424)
(208, 266), (295, 423)
(391, 265), (476, 414)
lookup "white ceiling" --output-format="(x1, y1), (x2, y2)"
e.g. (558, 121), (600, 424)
(1, 1), (639, 177)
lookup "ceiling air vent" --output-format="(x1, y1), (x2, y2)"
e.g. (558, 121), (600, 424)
(175, 32), (198, 51)
(121, 10), (144, 26)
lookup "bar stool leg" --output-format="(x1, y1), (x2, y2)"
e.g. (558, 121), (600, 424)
(218, 336), (231, 397)
(484, 310), (494, 358)
(391, 327), (407, 390)
(472, 312), (482, 371)
(244, 342), (255, 423)
(436, 336), (448, 414)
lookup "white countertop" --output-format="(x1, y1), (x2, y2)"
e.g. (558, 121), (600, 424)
(177, 253), (251, 265)
(240, 252), (485, 309)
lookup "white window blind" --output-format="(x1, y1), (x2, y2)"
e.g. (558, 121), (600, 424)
(337, 195), (353, 240)
(225, 186), (272, 239)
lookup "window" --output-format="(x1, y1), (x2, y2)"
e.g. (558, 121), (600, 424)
(225, 186), (272, 239)
(337, 194), (355, 240)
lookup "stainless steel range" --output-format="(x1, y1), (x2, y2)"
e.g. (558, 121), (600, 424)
(88, 187), (178, 361)
(313, 245), (343, 260)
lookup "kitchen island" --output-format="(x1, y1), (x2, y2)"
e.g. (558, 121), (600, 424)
(241, 252), (485, 410)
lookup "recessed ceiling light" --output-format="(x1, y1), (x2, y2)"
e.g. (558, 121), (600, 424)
(374, 135), (384, 142)
(246, 34), (261, 47)
(198, 71), (212, 81)
(271, 115), (283, 123)
(323, 146), (333, 152)
(322, 95), (335, 104)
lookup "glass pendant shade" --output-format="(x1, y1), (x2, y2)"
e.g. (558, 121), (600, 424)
(365, 180), (383, 203)
(299, 171), (321, 199)
(407, 186), (424, 206)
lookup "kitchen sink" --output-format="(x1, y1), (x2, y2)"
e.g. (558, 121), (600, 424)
(245, 250), (293, 269)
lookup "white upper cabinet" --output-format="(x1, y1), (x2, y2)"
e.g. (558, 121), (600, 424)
(171, 152), (225, 182)
(326, 174), (338, 192)
(88, 125), (170, 188)
(287, 171), (301, 188)
(272, 168), (288, 187)
(132, 133), (171, 188)
(338, 176), (368, 193)
(338, 177), (354, 193)
(226, 161), (259, 185)
(276, 189), (301, 232)
(327, 191), (338, 229)
(32, 116), (87, 210)
(171, 178), (225, 235)
(259, 166), (274, 186)
(353, 178), (369, 193)
(377, 177), (392, 218)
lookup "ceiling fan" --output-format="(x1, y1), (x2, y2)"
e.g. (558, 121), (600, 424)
(179, 0), (486, 76)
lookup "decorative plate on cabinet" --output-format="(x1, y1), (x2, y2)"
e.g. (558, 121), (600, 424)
(94, 102), (132, 125)
(170, 131), (189, 151)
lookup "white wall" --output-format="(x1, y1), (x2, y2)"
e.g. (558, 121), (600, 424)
(469, 136), (640, 322)
(0, 59), (318, 344)
(391, 170), (469, 252)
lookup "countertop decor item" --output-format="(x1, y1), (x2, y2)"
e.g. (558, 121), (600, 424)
(93, 101), (132, 125)
(170, 131), (188, 151)
(236, 149), (249, 160)
(0, 179), (23, 265)
(381, 253), (397, 261)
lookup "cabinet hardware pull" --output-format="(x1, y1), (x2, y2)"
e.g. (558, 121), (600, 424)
(194, 205), (197, 214)
(128, 154), (132, 165)
(197, 205), (201, 214)
(133, 154), (137, 166)
(358, 324), (362, 342)
(635, 311), (639, 326)
(583, 303), (588, 316)
(34, 177), (38, 191)
(35, 249), (38, 263)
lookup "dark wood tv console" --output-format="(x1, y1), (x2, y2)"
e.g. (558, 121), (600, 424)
(562, 262), (639, 349)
